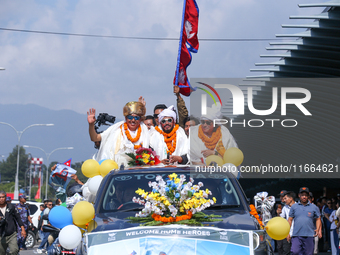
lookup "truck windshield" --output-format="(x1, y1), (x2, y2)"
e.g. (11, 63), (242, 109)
(99, 171), (242, 213)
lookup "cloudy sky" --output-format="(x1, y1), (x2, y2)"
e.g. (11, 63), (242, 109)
(0, 0), (323, 120)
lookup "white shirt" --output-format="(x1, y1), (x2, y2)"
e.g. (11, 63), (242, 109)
(149, 125), (189, 162)
(329, 210), (338, 230)
(95, 121), (150, 167)
(280, 203), (294, 236)
(0, 205), (6, 216)
(190, 125), (237, 164)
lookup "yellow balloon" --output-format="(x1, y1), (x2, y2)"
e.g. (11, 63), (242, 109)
(205, 155), (224, 167)
(72, 201), (95, 226)
(265, 217), (290, 240)
(223, 147), (244, 166)
(81, 159), (100, 178)
(100, 159), (118, 177)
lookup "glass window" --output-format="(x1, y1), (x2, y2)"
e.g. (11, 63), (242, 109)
(99, 172), (242, 213)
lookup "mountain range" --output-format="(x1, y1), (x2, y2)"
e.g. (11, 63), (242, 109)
(0, 104), (119, 164)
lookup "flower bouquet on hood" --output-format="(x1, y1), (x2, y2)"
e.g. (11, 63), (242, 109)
(127, 173), (222, 226)
(126, 147), (161, 167)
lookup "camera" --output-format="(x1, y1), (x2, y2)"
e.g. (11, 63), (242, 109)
(94, 113), (116, 133)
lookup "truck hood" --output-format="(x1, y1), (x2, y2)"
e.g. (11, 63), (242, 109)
(91, 209), (258, 233)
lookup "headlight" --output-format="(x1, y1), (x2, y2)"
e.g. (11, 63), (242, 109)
(253, 232), (260, 250)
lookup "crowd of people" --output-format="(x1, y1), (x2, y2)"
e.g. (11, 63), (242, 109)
(0, 189), (70, 255)
(272, 187), (340, 255)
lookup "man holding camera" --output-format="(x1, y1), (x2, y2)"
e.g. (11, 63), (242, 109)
(0, 191), (26, 255)
(88, 101), (150, 167)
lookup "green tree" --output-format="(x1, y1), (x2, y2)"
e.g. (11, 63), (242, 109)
(0, 146), (30, 184)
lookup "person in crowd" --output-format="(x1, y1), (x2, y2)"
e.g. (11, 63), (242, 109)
(278, 191), (295, 255)
(324, 198), (334, 250)
(288, 187), (322, 255)
(37, 199), (53, 253)
(6, 197), (12, 204)
(309, 192), (321, 255)
(183, 116), (198, 137)
(88, 101), (149, 167)
(0, 190), (26, 255)
(150, 105), (189, 165)
(15, 195), (33, 250)
(153, 104), (167, 126)
(328, 200), (340, 255)
(37, 204), (45, 241)
(144, 115), (156, 130)
(190, 103), (237, 164)
(174, 85), (188, 129)
(276, 190), (287, 254)
(55, 198), (61, 206)
(332, 197), (337, 210)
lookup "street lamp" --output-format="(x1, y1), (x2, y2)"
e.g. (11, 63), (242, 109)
(0, 122), (54, 199)
(0, 155), (5, 183)
(23, 145), (74, 199)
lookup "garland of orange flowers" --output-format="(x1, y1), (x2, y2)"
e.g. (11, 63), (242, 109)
(155, 124), (179, 155)
(249, 204), (264, 229)
(198, 125), (222, 150)
(123, 123), (142, 149)
(151, 211), (193, 223)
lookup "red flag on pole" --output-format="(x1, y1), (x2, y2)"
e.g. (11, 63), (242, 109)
(174, 0), (199, 96)
(35, 168), (41, 200)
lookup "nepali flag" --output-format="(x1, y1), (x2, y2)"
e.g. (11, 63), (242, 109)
(174, 0), (199, 96)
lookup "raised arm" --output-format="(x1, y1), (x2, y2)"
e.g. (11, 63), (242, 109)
(87, 108), (102, 142)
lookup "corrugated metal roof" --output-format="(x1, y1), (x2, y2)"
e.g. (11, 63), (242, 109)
(224, 1), (340, 196)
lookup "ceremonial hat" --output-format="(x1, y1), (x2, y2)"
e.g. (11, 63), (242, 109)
(123, 101), (146, 118)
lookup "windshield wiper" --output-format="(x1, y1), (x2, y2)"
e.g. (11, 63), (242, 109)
(115, 207), (144, 213)
(205, 204), (240, 209)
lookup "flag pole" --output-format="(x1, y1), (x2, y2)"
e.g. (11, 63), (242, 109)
(175, 0), (187, 86)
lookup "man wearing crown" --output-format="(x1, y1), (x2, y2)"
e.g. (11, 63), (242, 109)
(190, 103), (237, 165)
(87, 101), (149, 167)
(149, 105), (189, 165)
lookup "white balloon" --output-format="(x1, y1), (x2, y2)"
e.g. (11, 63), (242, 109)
(59, 225), (82, 250)
(222, 163), (238, 177)
(88, 175), (103, 195)
(82, 186), (90, 199)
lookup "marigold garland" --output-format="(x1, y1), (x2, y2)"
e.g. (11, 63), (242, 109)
(155, 124), (179, 155)
(198, 125), (222, 150)
(123, 122), (142, 145)
(249, 204), (264, 228)
(151, 211), (193, 223)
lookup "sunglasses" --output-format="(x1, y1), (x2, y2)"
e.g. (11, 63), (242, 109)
(200, 120), (213, 125)
(127, 115), (141, 121)
(161, 118), (173, 124)
(153, 114), (159, 118)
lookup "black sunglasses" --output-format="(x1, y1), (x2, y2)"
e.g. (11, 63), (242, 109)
(161, 118), (173, 124)
(153, 114), (159, 118)
(200, 120), (213, 125)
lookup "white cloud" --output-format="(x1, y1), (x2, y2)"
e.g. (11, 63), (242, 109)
(0, 0), (325, 119)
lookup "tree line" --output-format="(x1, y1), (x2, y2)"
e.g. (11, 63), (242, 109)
(0, 146), (87, 199)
